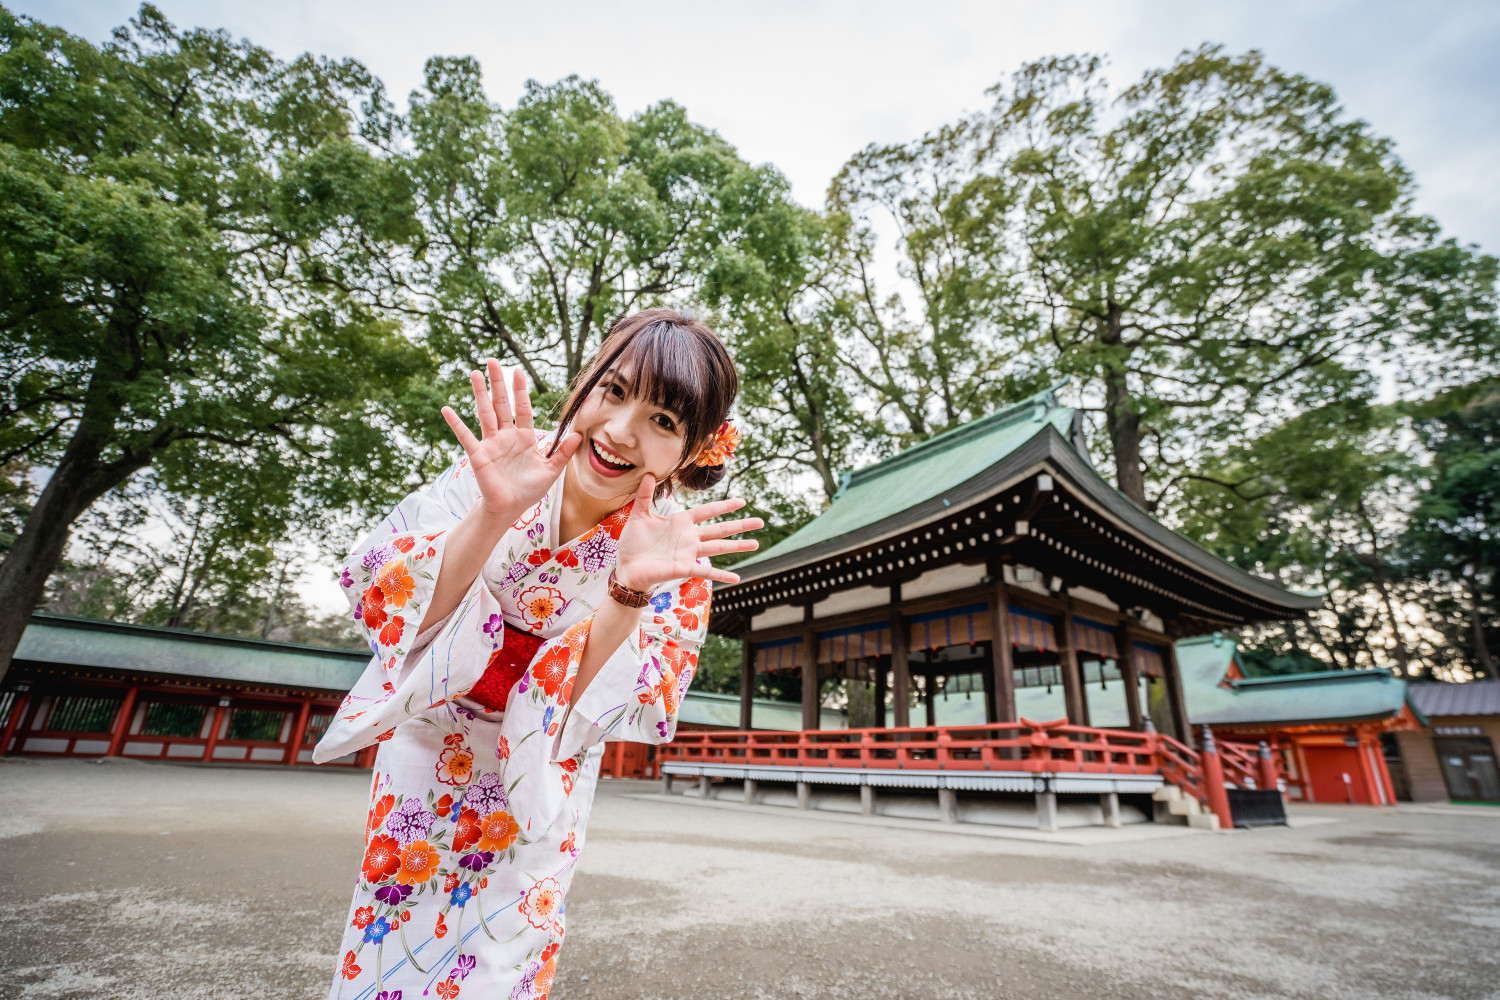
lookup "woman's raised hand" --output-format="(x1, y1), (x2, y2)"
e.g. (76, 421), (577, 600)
(614, 474), (763, 591)
(441, 360), (582, 522)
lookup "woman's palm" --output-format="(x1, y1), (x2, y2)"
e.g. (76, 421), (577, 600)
(615, 474), (764, 590)
(441, 361), (580, 519)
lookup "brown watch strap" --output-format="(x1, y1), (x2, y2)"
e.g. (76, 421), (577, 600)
(607, 568), (652, 608)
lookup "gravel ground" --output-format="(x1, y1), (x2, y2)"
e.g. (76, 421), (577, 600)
(1, 756), (1497, 1000)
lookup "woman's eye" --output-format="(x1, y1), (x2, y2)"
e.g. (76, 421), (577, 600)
(602, 382), (624, 399)
(654, 415), (677, 432)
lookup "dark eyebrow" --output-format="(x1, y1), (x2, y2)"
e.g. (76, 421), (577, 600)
(604, 366), (684, 420)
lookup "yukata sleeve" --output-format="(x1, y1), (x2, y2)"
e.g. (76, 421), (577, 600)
(312, 453), (519, 763)
(541, 574), (711, 764)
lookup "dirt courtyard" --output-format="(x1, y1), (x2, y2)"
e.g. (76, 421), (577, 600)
(0, 757), (1496, 1000)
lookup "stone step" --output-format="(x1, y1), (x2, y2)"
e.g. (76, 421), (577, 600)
(1187, 812), (1222, 831)
(1167, 796), (1202, 817)
(1152, 784), (1184, 803)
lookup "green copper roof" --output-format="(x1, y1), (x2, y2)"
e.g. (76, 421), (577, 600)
(740, 385), (1077, 569)
(678, 690), (847, 730)
(1173, 634), (1407, 726)
(16, 613), (369, 693)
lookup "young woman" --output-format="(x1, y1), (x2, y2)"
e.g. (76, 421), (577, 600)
(314, 310), (760, 1000)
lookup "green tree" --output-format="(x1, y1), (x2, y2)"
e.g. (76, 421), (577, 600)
(1399, 384), (1500, 679)
(977, 47), (1497, 511)
(0, 6), (433, 681)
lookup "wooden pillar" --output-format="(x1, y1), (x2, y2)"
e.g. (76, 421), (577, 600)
(800, 611), (820, 731)
(1162, 637), (1191, 745)
(738, 639), (754, 732)
(202, 697), (230, 763)
(891, 586), (911, 728)
(1116, 626), (1144, 731)
(923, 670), (937, 727)
(285, 698), (312, 766)
(1055, 608), (1084, 726)
(988, 578), (1016, 725)
(1, 683), (32, 755)
(105, 685), (140, 758)
(873, 656), (888, 728)
(1371, 736), (1397, 805)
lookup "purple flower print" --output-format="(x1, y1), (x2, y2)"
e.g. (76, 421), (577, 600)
(385, 798), (435, 845)
(510, 963), (540, 999)
(657, 720), (671, 738)
(458, 851), (494, 872)
(501, 560), (533, 590)
(482, 614), (504, 638)
(340, 567), (354, 589)
(375, 991), (403, 1000)
(362, 543), (396, 570)
(453, 954), (477, 980)
(463, 771), (508, 816)
(573, 530), (617, 573)
(374, 884), (413, 906)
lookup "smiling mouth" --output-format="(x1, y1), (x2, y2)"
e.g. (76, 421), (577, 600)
(590, 439), (635, 471)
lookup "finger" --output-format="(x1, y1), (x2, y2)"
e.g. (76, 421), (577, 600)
(486, 358), (513, 429)
(511, 367), (534, 430)
(698, 538), (759, 557)
(546, 431), (583, 471)
(470, 371), (497, 435)
(634, 473), (656, 508)
(698, 516), (764, 540)
(687, 497), (747, 524)
(441, 406), (481, 454)
(698, 567), (741, 585)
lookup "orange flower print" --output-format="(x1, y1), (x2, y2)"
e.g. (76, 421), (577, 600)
(437, 744), (475, 786)
(562, 619), (591, 658)
(378, 615), (406, 648)
(659, 670), (680, 715)
(352, 905), (374, 929)
(677, 577), (710, 609)
(436, 978), (460, 1000)
(541, 942), (560, 964)
(495, 736), (510, 761)
(375, 559), (416, 609)
(478, 810), (519, 852)
(444, 872), (460, 893)
(526, 547), (552, 566)
(521, 877), (564, 930)
(518, 585), (566, 629)
(531, 646), (571, 699)
(362, 835), (400, 883)
(535, 958), (556, 996)
(435, 793), (454, 818)
(375, 727), (396, 743)
(555, 548), (579, 568)
(443, 732), (465, 750)
(361, 586), (388, 629)
(367, 792), (394, 835)
(396, 839), (442, 884)
(559, 833), (575, 853)
(513, 499), (544, 529)
(452, 807), (482, 853)
(341, 950), (361, 980)
(434, 912), (448, 938)
(393, 536), (416, 553)
(674, 609), (701, 633)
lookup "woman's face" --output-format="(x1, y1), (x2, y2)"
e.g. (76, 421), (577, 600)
(566, 365), (688, 506)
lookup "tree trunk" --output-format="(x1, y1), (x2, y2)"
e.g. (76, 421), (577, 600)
(1357, 504), (1414, 675)
(1099, 303), (1148, 508)
(0, 420), (151, 683)
(1465, 575), (1498, 680)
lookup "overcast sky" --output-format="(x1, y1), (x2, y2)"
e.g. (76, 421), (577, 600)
(21, 1), (1500, 613)
(23, 0), (1500, 255)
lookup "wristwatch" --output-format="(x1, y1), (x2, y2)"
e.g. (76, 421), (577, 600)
(607, 568), (652, 608)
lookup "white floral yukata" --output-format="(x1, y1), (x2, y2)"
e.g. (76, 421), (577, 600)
(313, 442), (708, 1000)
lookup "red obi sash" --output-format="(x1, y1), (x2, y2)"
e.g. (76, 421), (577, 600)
(467, 623), (547, 712)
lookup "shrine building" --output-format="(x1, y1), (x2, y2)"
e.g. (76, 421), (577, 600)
(708, 386), (1325, 742)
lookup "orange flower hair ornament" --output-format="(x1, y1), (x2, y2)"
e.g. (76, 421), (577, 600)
(693, 421), (740, 467)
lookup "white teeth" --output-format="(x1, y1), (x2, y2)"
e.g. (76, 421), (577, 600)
(592, 441), (633, 468)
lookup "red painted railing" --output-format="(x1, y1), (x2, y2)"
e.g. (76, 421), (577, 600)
(665, 719), (1170, 778)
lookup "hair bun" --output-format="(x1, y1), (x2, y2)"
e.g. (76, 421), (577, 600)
(677, 462), (727, 492)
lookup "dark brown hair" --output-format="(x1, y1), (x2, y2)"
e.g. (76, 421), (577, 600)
(549, 309), (738, 494)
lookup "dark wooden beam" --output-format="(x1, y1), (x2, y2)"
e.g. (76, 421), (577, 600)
(1055, 605), (1085, 726)
(1162, 633), (1192, 746)
(891, 585), (911, 728)
(1115, 623), (1144, 732)
(801, 606), (819, 731)
(988, 573), (1016, 725)
(738, 638), (754, 731)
